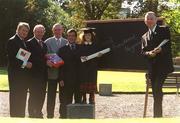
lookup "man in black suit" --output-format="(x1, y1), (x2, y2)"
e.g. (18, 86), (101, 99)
(6, 22), (32, 117)
(26, 24), (47, 118)
(141, 11), (174, 117)
(58, 29), (81, 118)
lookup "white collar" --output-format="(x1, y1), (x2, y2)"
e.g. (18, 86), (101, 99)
(66, 42), (75, 46)
(149, 24), (157, 33)
(16, 33), (24, 40)
(84, 41), (92, 45)
(34, 37), (42, 43)
(54, 36), (62, 41)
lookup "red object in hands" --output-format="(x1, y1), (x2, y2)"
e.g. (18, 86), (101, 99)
(46, 53), (64, 68)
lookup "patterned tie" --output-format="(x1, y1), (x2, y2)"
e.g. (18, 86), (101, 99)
(39, 40), (43, 48)
(70, 44), (76, 50)
(149, 30), (154, 40)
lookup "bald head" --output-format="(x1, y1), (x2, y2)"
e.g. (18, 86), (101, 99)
(144, 11), (157, 29)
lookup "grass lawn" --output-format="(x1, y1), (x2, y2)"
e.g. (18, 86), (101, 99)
(0, 67), (178, 93)
(0, 68), (8, 90)
(97, 70), (146, 92)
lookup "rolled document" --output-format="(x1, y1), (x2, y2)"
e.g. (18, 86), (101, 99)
(156, 39), (169, 49)
(81, 48), (111, 62)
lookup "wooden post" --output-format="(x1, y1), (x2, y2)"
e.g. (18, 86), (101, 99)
(143, 73), (150, 118)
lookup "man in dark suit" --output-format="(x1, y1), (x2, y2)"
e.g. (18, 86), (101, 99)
(6, 22), (32, 117)
(58, 29), (81, 118)
(26, 24), (47, 118)
(141, 11), (174, 117)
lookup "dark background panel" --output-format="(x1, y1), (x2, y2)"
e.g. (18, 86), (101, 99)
(86, 19), (163, 70)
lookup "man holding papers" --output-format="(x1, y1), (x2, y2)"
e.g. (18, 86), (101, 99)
(141, 11), (174, 117)
(6, 22), (32, 117)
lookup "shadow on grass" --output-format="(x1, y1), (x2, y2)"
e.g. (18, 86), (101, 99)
(0, 67), (7, 75)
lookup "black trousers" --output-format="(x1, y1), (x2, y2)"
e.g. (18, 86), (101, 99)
(28, 77), (47, 118)
(59, 85), (81, 118)
(8, 70), (29, 117)
(150, 73), (167, 118)
(46, 79), (58, 118)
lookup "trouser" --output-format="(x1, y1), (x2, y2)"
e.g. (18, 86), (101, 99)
(59, 87), (73, 118)
(74, 84), (81, 103)
(82, 92), (95, 104)
(9, 82), (28, 117)
(28, 77), (47, 118)
(150, 73), (167, 118)
(8, 71), (29, 117)
(46, 79), (58, 118)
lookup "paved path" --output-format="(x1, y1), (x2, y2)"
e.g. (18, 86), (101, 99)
(1, 92), (180, 118)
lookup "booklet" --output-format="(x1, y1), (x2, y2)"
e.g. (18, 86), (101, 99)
(46, 53), (64, 68)
(81, 48), (111, 62)
(16, 48), (31, 68)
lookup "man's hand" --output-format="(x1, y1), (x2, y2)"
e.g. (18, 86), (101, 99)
(59, 80), (64, 87)
(97, 53), (103, 57)
(46, 60), (53, 67)
(146, 51), (156, 58)
(26, 62), (32, 69)
(81, 56), (87, 62)
(153, 47), (162, 54)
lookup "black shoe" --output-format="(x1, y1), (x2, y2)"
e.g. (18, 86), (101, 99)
(89, 101), (95, 104)
(81, 100), (87, 104)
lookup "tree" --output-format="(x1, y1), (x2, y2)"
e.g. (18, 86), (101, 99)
(161, 7), (180, 56)
(64, 0), (122, 20)
(0, 0), (27, 66)
(131, 0), (159, 18)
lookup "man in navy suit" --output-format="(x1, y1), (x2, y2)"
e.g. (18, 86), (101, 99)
(6, 22), (32, 117)
(141, 11), (174, 117)
(26, 24), (47, 118)
(58, 29), (81, 118)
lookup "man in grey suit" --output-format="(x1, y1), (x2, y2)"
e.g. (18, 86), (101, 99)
(45, 23), (67, 118)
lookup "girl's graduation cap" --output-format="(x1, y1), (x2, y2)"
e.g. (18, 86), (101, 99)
(80, 27), (96, 33)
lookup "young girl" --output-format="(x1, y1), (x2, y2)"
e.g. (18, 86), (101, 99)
(78, 27), (101, 104)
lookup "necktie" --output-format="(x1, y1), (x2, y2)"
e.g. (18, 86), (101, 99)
(23, 41), (27, 49)
(39, 40), (43, 48)
(149, 30), (154, 40)
(70, 44), (75, 50)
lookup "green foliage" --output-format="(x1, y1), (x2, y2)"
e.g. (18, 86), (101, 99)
(66, 0), (122, 20)
(101, 0), (122, 19)
(131, 0), (159, 18)
(0, 0), (27, 66)
(161, 7), (180, 56)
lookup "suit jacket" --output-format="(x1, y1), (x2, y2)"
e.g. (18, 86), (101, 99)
(45, 36), (67, 80)
(141, 25), (174, 75)
(58, 43), (81, 88)
(6, 34), (30, 85)
(26, 37), (47, 80)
